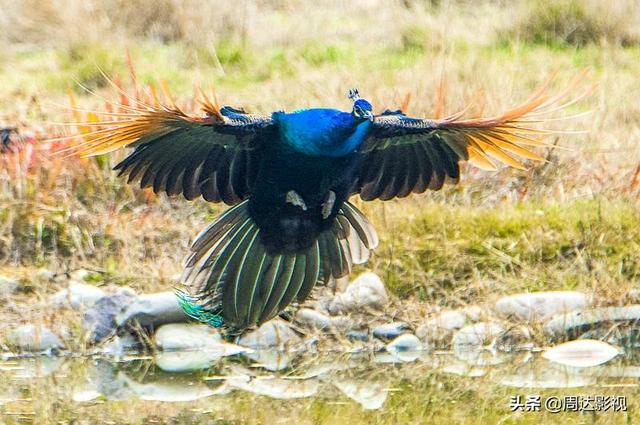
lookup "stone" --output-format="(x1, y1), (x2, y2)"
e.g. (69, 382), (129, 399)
(295, 308), (331, 330)
(544, 305), (640, 340)
(372, 322), (410, 340)
(154, 323), (221, 350)
(416, 309), (469, 343)
(8, 325), (64, 352)
(386, 334), (423, 362)
(154, 324), (247, 372)
(116, 291), (189, 329)
(0, 275), (18, 296)
(83, 289), (137, 344)
(453, 322), (505, 351)
(326, 272), (388, 315)
(346, 330), (370, 341)
(495, 291), (590, 322)
(542, 339), (620, 368)
(50, 281), (106, 309)
(238, 319), (301, 349)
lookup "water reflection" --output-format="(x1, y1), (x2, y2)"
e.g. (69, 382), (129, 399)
(1, 349), (640, 414)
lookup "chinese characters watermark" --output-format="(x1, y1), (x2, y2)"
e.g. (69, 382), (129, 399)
(509, 395), (627, 413)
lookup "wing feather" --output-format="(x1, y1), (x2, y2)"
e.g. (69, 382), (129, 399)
(352, 75), (588, 200)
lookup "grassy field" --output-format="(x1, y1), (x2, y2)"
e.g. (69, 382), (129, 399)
(1, 0), (640, 423)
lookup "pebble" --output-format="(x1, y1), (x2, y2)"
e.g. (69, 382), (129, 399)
(238, 319), (301, 349)
(116, 291), (189, 329)
(495, 291), (590, 322)
(372, 322), (410, 340)
(154, 323), (222, 350)
(83, 289), (137, 344)
(8, 325), (64, 352)
(50, 281), (106, 309)
(346, 330), (370, 341)
(544, 305), (640, 340)
(385, 334), (423, 362)
(326, 272), (388, 315)
(453, 322), (505, 351)
(542, 339), (620, 368)
(415, 309), (470, 343)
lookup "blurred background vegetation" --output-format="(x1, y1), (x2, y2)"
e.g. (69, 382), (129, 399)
(0, 0), (639, 325)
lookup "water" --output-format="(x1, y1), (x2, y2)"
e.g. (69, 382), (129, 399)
(1, 350), (639, 424)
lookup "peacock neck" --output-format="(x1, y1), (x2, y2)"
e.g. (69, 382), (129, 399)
(275, 109), (371, 158)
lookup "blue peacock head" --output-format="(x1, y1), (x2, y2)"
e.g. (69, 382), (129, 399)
(348, 89), (374, 122)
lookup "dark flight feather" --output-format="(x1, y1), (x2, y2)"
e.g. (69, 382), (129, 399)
(179, 200), (377, 331)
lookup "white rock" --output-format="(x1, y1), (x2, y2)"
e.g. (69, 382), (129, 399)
(154, 323), (221, 350)
(295, 308), (331, 330)
(453, 322), (505, 350)
(544, 305), (640, 338)
(373, 322), (410, 340)
(495, 291), (590, 322)
(117, 291), (189, 328)
(386, 334), (422, 352)
(8, 325), (64, 352)
(0, 275), (18, 296)
(333, 378), (388, 410)
(155, 349), (224, 372)
(238, 319), (300, 349)
(50, 281), (106, 309)
(542, 339), (620, 368)
(385, 334), (423, 362)
(154, 325), (246, 372)
(416, 309), (469, 342)
(83, 290), (137, 344)
(327, 272), (388, 315)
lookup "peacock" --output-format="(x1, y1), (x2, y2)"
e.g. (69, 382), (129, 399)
(67, 77), (586, 333)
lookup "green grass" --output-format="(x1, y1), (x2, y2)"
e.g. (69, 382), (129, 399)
(366, 197), (640, 303)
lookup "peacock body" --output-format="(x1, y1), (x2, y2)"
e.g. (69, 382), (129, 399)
(68, 80), (586, 333)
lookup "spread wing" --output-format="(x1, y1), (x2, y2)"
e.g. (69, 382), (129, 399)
(66, 99), (275, 205)
(351, 75), (589, 201)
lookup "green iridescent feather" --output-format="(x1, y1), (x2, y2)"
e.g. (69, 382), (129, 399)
(174, 289), (224, 328)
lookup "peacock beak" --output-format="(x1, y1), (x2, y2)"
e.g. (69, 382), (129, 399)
(364, 110), (374, 122)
